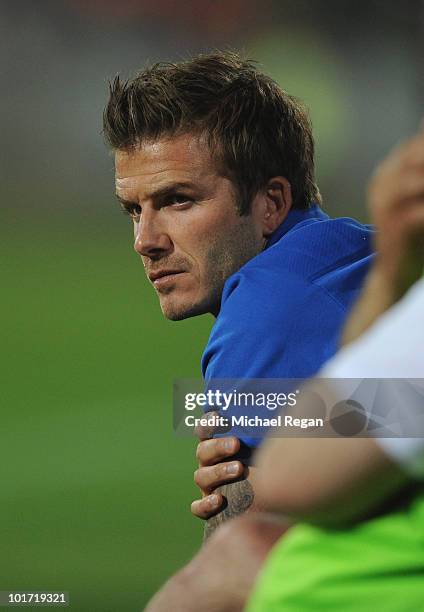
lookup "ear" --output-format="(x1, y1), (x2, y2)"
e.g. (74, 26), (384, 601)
(261, 177), (292, 237)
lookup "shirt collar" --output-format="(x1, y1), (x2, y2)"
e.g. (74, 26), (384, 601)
(266, 203), (328, 249)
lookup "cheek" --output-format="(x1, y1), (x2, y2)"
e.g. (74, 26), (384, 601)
(172, 203), (241, 274)
(173, 220), (210, 261)
(187, 238), (209, 275)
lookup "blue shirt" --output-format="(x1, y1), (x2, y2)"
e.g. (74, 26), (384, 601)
(201, 205), (374, 446)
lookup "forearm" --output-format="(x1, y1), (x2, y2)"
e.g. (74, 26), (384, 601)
(148, 514), (287, 612)
(257, 434), (408, 526)
(202, 465), (290, 539)
(341, 266), (396, 346)
(342, 237), (423, 348)
(253, 377), (410, 526)
(204, 479), (255, 539)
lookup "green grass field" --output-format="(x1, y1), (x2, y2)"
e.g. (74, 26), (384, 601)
(2, 212), (212, 610)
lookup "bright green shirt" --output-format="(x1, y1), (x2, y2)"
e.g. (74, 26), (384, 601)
(247, 491), (424, 611)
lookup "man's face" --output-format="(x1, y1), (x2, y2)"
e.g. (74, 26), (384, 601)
(115, 133), (264, 320)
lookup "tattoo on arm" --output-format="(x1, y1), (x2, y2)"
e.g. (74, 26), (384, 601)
(203, 480), (254, 540)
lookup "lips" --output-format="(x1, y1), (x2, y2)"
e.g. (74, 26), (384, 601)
(148, 269), (186, 283)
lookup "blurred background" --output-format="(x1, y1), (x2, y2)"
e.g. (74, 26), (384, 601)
(1, 0), (422, 609)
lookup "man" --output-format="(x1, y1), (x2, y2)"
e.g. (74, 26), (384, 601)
(145, 128), (424, 612)
(103, 51), (373, 535)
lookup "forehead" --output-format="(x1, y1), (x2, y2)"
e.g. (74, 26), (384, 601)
(115, 133), (217, 192)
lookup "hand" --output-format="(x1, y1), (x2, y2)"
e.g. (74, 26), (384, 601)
(191, 412), (245, 520)
(368, 126), (424, 296)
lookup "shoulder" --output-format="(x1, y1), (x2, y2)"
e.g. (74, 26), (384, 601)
(268, 216), (374, 282)
(220, 263), (320, 321)
(222, 214), (374, 310)
(202, 265), (345, 379)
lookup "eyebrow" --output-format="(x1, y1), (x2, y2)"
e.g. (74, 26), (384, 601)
(115, 194), (137, 207)
(115, 181), (199, 206)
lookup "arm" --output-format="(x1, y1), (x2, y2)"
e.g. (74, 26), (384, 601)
(255, 381), (408, 526)
(343, 129), (424, 345)
(201, 479), (256, 540)
(191, 236), (374, 531)
(145, 514), (287, 612)
(191, 418), (281, 538)
(192, 272), (348, 534)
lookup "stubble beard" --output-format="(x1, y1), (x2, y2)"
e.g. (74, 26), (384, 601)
(161, 218), (262, 321)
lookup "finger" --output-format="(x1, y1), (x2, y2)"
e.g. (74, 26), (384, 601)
(191, 493), (224, 519)
(196, 436), (240, 466)
(403, 139), (424, 168)
(394, 131), (424, 159)
(371, 172), (424, 216)
(395, 173), (424, 202)
(399, 202), (424, 231)
(373, 136), (424, 181)
(194, 461), (244, 492)
(194, 411), (220, 440)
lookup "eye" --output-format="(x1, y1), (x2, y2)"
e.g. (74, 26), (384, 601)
(168, 194), (193, 208)
(121, 202), (142, 219)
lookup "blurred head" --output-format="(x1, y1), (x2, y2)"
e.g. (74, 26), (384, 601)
(104, 51), (321, 320)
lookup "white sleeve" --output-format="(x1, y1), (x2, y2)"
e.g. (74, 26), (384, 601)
(321, 278), (424, 380)
(321, 279), (424, 477)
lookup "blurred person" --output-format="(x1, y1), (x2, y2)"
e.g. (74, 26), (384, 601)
(145, 129), (424, 611)
(245, 126), (424, 612)
(103, 51), (373, 536)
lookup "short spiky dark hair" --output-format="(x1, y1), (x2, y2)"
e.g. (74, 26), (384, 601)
(103, 50), (321, 214)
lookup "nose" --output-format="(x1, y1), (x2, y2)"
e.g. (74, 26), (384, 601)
(133, 209), (173, 259)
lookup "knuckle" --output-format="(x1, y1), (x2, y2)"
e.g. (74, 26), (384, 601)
(220, 437), (231, 453)
(210, 438), (221, 457)
(215, 464), (224, 480)
(224, 436), (238, 453)
(220, 463), (229, 478)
